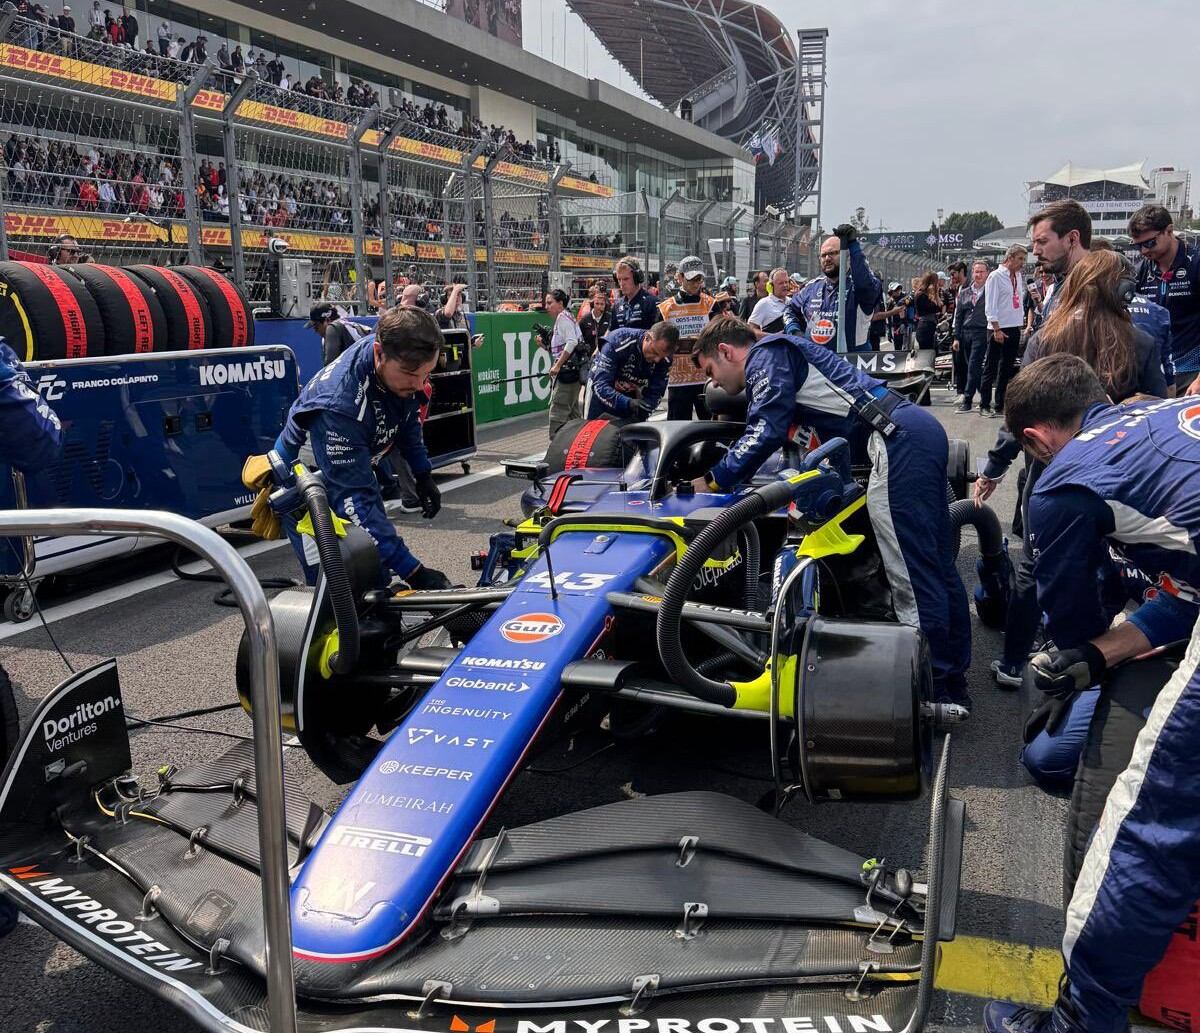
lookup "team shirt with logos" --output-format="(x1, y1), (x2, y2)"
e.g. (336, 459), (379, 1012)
(1136, 243), (1200, 373)
(658, 290), (713, 385)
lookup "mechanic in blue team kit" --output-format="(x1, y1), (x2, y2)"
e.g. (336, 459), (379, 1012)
(983, 355), (1200, 1033)
(784, 224), (882, 351)
(583, 323), (678, 422)
(273, 306), (453, 591)
(690, 316), (971, 706)
(0, 337), (63, 939)
(1128, 204), (1200, 393)
(609, 255), (660, 333)
(975, 250), (1168, 709)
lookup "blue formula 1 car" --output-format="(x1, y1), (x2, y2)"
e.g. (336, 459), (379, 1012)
(0, 419), (1003, 1033)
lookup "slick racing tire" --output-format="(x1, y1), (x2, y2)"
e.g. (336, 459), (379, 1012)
(1064, 652), (1177, 905)
(947, 438), (970, 502)
(59, 263), (168, 354)
(0, 663), (20, 776)
(126, 264), (213, 351)
(173, 265), (254, 348)
(544, 416), (629, 474)
(0, 260), (106, 360)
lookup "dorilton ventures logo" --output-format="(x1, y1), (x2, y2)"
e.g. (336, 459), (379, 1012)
(42, 695), (122, 750)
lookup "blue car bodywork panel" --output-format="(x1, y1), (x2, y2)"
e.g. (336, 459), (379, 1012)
(291, 494), (729, 963)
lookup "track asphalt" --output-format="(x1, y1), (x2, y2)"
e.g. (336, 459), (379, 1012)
(0, 385), (1073, 1032)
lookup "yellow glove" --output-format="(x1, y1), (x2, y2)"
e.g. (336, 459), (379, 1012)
(242, 452), (273, 491)
(249, 488), (282, 540)
(242, 453), (281, 540)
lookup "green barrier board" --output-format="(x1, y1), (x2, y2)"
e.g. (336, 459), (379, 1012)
(471, 312), (555, 424)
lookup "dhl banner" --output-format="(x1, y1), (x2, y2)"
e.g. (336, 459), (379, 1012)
(0, 43), (615, 198)
(3, 211), (615, 269)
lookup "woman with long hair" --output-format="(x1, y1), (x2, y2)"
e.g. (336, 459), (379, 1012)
(1034, 249), (1162, 399)
(913, 271), (943, 348)
(972, 248), (1167, 790)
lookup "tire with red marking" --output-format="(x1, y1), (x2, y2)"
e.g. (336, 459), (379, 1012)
(58, 263), (168, 354)
(543, 415), (628, 474)
(126, 265), (213, 352)
(0, 261), (106, 360)
(172, 265), (254, 348)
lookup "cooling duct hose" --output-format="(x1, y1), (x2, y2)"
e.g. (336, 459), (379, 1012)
(949, 498), (1012, 629)
(948, 498), (1004, 557)
(738, 520), (761, 610)
(656, 479), (797, 706)
(296, 469), (360, 675)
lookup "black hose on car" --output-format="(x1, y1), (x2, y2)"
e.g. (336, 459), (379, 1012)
(297, 468), (360, 674)
(656, 480), (796, 706)
(948, 499), (1004, 557)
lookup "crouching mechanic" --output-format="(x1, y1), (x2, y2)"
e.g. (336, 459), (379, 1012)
(984, 354), (1200, 1033)
(583, 323), (677, 422)
(0, 337), (63, 939)
(273, 306), (453, 591)
(690, 316), (971, 705)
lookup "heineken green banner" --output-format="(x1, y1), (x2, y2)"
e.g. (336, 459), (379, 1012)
(471, 312), (554, 424)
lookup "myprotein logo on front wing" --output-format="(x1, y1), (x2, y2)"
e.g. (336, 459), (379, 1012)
(499, 612), (565, 644)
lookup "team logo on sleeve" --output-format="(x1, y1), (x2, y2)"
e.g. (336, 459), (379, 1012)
(809, 318), (836, 345)
(1178, 403), (1200, 441)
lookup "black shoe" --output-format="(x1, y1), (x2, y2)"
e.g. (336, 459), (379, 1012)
(955, 403), (972, 414)
(405, 565), (455, 591)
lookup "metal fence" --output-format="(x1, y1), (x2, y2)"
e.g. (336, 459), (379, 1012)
(0, 12), (924, 311)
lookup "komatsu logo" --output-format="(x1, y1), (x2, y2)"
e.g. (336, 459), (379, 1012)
(513, 1018), (893, 1033)
(198, 357), (287, 387)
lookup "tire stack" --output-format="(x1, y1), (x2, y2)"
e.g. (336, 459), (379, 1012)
(0, 261), (254, 359)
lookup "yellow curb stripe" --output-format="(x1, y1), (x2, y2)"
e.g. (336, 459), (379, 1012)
(936, 935), (1063, 1007)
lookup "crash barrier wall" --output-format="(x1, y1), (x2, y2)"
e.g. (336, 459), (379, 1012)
(0, 260), (254, 360)
(0, 16), (804, 310)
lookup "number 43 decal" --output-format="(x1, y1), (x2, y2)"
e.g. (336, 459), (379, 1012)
(526, 571), (617, 592)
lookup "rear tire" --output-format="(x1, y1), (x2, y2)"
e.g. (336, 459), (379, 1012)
(947, 438), (970, 501)
(0, 261), (106, 360)
(172, 266), (255, 348)
(58, 263), (168, 354)
(126, 264), (213, 351)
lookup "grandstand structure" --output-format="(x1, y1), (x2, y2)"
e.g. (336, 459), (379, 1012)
(1027, 161), (1193, 241)
(563, 0), (827, 216)
(0, 0), (820, 306)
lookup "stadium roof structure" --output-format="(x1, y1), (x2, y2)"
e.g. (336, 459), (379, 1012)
(564, 0), (824, 210)
(1030, 161), (1147, 189)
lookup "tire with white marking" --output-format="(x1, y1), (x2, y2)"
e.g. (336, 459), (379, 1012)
(0, 261), (106, 360)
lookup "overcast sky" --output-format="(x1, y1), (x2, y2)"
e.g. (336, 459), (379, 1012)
(521, 0), (1200, 229)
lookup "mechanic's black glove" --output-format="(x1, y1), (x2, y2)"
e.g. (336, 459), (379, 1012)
(1027, 643), (1106, 699)
(414, 472), (441, 519)
(634, 398), (655, 417)
(405, 565), (454, 591)
(833, 223), (857, 246)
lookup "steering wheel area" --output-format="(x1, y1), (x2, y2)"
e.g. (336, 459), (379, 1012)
(618, 420), (746, 499)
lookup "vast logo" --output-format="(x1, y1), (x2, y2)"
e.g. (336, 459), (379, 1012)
(406, 727), (495, 749)
(1178, 403), (1200, 441)
(500, 612), (565, 644)
(809, 317), (836, 345)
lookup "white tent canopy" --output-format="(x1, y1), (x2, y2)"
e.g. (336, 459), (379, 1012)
(1029, 161), (1147, 190)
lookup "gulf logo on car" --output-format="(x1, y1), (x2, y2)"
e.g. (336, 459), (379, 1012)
(500, 612), (565, 644)
(809, 317), (836, 345)
(1178, 403), (1200, 442)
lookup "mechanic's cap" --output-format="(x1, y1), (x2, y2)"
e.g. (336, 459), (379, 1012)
(937, 271), (948, 281)
(305, 302), (337, 327)
(789, 272), (805, 286)
(678, 255), (705, 282)
(719, 275), (738, 290)
(888, 280), (902, 291)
